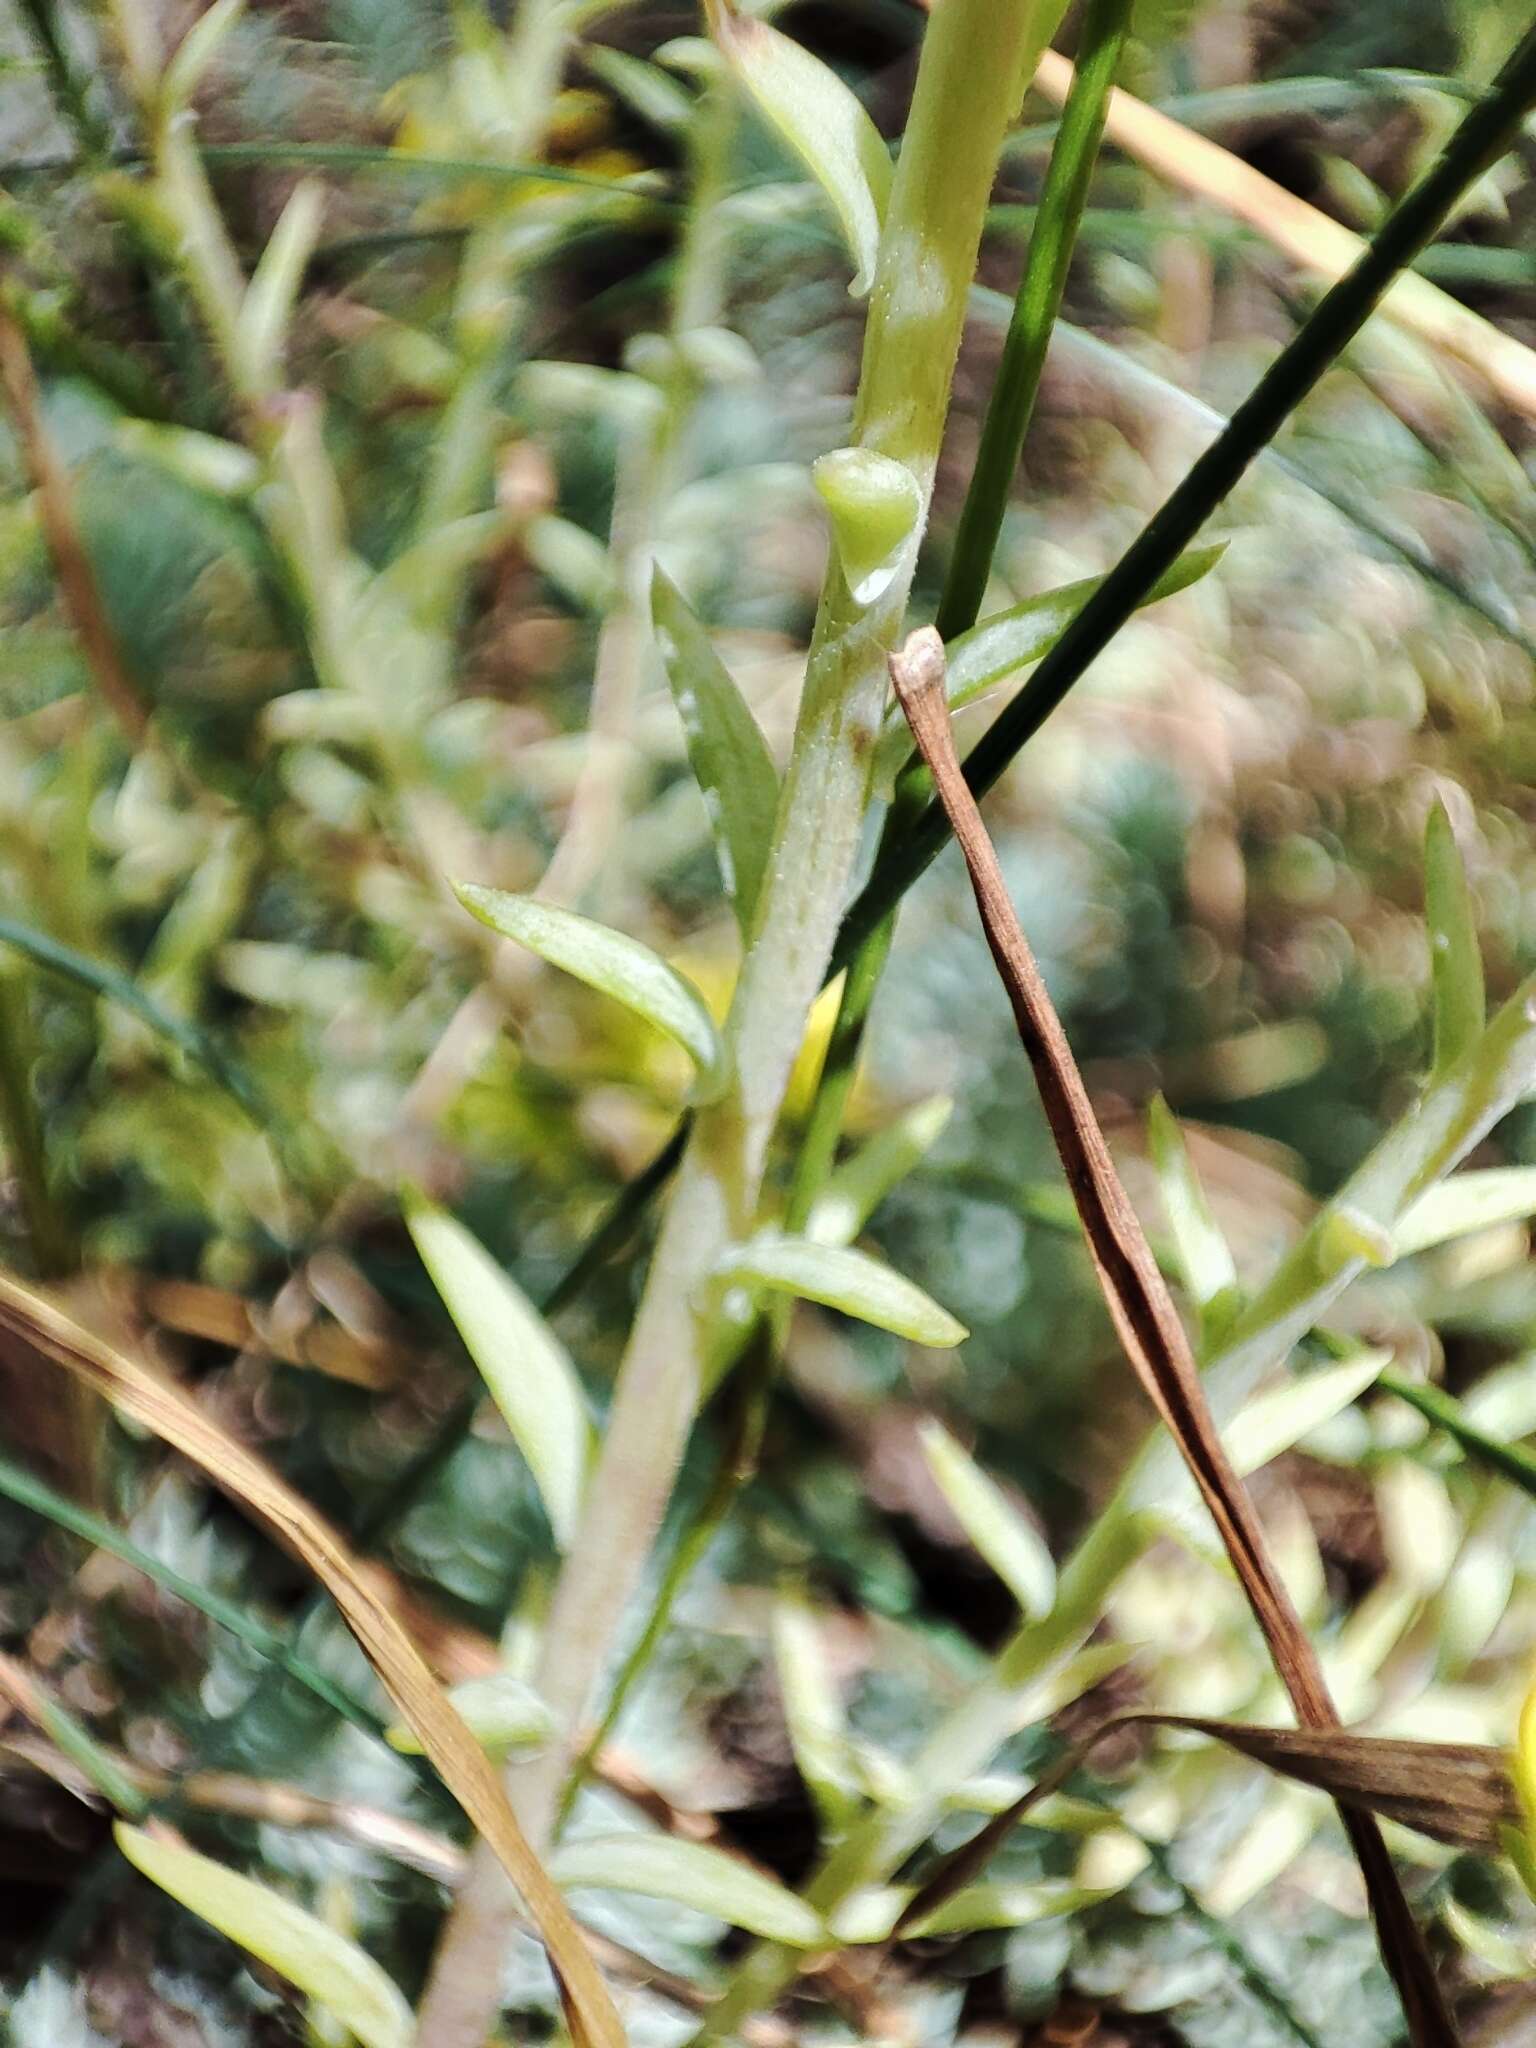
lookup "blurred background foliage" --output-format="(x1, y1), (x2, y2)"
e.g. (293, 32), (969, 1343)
(3, 0), (1536, 2042)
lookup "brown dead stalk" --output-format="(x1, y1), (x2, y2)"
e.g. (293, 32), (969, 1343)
(890, 626), (1458, 2047)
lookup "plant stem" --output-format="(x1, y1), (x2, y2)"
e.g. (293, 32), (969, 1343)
(412, 7), (1062, 2041)
(834, 17), (1536, 971)
(784, 0), (1130, 1278)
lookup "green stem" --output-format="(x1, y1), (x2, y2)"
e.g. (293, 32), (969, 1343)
(411, 8), (1063, 2042)
(780, 0), (1129, 1295)
(834, 18), (1536, 972)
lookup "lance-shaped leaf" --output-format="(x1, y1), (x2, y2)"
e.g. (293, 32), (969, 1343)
(116, 1824), (414, 2048)
(871, 545), (1225, 786)
(712, 1234), (966, 1347)
(404, 1195), (592, 1550)
(235, 179), (323, 394)
(1146, 1095), (1238, 1325)
(116, 421), (262, 498)
(1393, 1166), (1536, 1258)
(812, 447), (923, 605)
(836, 1878), (1100, 1944)
(808, 1093), (953, 1247)
(705, 1), (891, 294)
(456, 883), (724, 1096)
(163, 0), (247, 106)
(386, 1670), (554, 1758)
(896, 1711), (1519, 1937)
(652, 568), (780, 932)
(1223, 1350), (1391, 1479)
(1426, 800), (1484, 1081)
(549, 1833), (826, 1947)
(917, 1420), (1056, 1619)
(583, 45), (694, 136)
(525, 515), (616, 614)
(773, 1590), (861, 1836)
(1381, 1373), (1536, 1503)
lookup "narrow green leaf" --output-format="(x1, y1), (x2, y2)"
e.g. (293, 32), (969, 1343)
(945, 545), (1226, 716)
(374, 512), (508, 619)
(1146, 1094), (1238, 1317)
(385, 1670), (553, 1757)
(549, 1833), (826, 1947)
(871, 547), (1225, 787)
(1425, 800), (1485, 1080)
(116, 1824), (413, 2048)
(1381, 1372), (1536, 1500)
(835, 1879), (1097, 1944)
(115, 420), (262, 497)
(713, 1234), (967, 1347)
(811, 447), (923, 604)
(235, 178), (323, 393)
(652, 567), (780, 932)
(583, 46), (694, 136)
(0, 915), (269, 1124)
(1224, 1351), (1391, 1477)
(772, 1591), (860, 1836)
(404, 1195), (592, 1549)
(937, 0), (1132, 640)
(917, 1421), (1056, 1618)
(163, 0), (247, 108)
(525, 515), (616, 614)
(455, 884), (724, 1095)
(1394, 1166), (1536, 1257)
(807, 1094), (953, 1247)
(705, 2), (892, 294)
(0, 1448), (382, 1736)
(32, 1690), (149, 1819)
(909, 1875), (1097, 1925)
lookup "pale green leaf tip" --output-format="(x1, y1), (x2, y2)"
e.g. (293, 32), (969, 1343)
(708, 3), (889, 294)
(452, 878), (726, 1093)
(714, 1236), (967, 1347)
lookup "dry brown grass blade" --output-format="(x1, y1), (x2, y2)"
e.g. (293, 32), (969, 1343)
(896, 1711), (1516, 1934)
(1031, 48), (1536, 422)
(0, 1270), (625, 2048)
(128, 1273), (407, 1389)
(890, 626), (1459, 2047)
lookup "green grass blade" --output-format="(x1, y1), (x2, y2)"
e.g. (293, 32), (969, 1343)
(1380, 1372), (1536, 1498)
(1425, 799), (1485, 1080)
(0, 1447), (384, 1737)
(0, 915), (269, 1124)
(937, 0), (1131, 639)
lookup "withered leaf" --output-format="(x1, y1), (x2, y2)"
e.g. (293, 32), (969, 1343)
(899, 1711), (1517, 1935)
